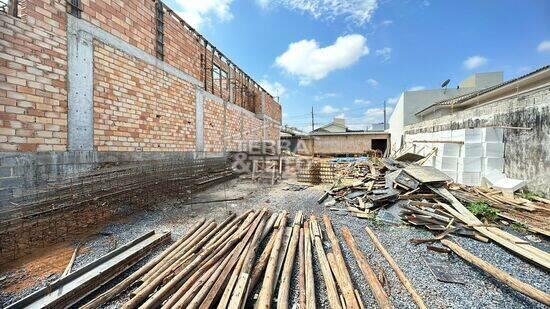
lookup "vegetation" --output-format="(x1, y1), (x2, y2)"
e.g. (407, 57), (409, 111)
(519, 190), (545, 201)
(467, 201), (499, 222)
(511, 222), (528, 233)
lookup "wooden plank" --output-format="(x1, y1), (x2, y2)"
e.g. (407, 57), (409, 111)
(431, 186), (550, 270)
(277, 214), (302, 309)
(311, 216), (342, 309)
(298, 228), (306, 309)
(442, 239), (550, 306)
(404, 166), (451, 183)
(257, 212), (288, 308)
(304, 222), (316, 309)
(364, 226), (426, 309)
(341, 227), (391, 309)
(322, 215), (360, 309)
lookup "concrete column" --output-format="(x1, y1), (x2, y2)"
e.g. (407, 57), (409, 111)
(223, 101), (227, 152)
(261, 92), (267, 140)
(67, 18), (94, 150)
(195, 88), (205, 152)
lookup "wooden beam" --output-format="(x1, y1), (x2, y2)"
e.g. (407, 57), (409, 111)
(442, 239), (550, 306)
(323, 215), (360, 309)
(365, 226), (426, 309)
(341, 227), (391, 309)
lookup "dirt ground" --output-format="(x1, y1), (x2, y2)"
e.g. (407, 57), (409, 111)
(1, 175), (548, 308)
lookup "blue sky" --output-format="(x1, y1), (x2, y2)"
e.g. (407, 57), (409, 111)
(165, 0), (550, 131)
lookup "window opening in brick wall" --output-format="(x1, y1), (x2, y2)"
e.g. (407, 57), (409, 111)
(0, 0), (20, 17)
(67, 0), (81, 18)
(212, 63), (221, 96)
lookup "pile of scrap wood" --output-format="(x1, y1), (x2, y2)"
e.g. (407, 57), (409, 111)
(318, 157), (550, 270)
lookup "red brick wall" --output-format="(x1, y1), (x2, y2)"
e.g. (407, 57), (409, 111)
(93, 40), (196, 151)
(0, 0), (67, 151)
(1, 0), (281, 153)
(164, 12), (202, 81)
(80, 0), (156, 56)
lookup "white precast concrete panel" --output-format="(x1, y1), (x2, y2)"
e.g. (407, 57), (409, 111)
(458, 171), (482, 186)
(460, 143), (483, 157)
(458, 157), (482, 172)
(483, 142), (505, 157)
(435, 156), (459, 171)
(440, 143), (461, 156)
(483, 157), (505, 173)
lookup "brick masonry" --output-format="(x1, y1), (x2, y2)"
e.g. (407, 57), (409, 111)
(0, 1), (68, 152)
(93, 40), (197, 152)
(1, 0), (282, 153)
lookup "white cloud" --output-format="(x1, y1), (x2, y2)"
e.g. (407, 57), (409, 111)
(321, 105), (340, 114)
(354, 99), (371, 105)
(173, 0), (234, 29)
(363, 106), (393, 123)
(259, 79), (286, 97)
(275, 34), (369, 85)
(381, 20), (393, 26)
(375, 47), (392, 62)
(256, 0), (271, 9)
(463, 55), (488, 70)
(258, 0), (378, 26)
(537, 40), (550, 53)
(314, 92), (338, 101)
(408, 86), (425, 91)
(366, 78), (379, 86)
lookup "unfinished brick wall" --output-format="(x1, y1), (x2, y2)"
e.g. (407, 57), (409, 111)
(1, 0), (281, 154)
(0, 1), (67, 151)
(93, 40), (196, 152)
(79, 0), (157, 56)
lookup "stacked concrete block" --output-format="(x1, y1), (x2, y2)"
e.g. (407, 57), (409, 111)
(406, 127), (506, 186)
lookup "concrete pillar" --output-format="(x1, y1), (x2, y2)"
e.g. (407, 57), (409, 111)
(67, 18), (94, 150)
(195, 88), (205, 152)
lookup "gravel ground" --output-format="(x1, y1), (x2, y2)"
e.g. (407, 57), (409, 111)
(1, 176), (548, 308)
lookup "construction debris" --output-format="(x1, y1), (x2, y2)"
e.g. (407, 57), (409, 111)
(311, 155), (550, 271)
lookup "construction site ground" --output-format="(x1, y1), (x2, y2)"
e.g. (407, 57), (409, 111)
(0, 175), (548, 308)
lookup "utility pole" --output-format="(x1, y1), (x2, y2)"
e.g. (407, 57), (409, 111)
(311, 106), (315, 132)
(383, 100), (387, 130)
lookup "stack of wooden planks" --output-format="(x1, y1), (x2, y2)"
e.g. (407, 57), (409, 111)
(75, 209), (428, 308)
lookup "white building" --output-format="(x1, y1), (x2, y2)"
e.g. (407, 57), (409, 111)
(388, 72), (503, 149)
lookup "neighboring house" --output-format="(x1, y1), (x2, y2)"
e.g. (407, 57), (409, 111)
(402, 65), (550, 194)
(389, 72), (503, 149)
(303, 117), (390, 156)
(311, 117), (347, 133)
